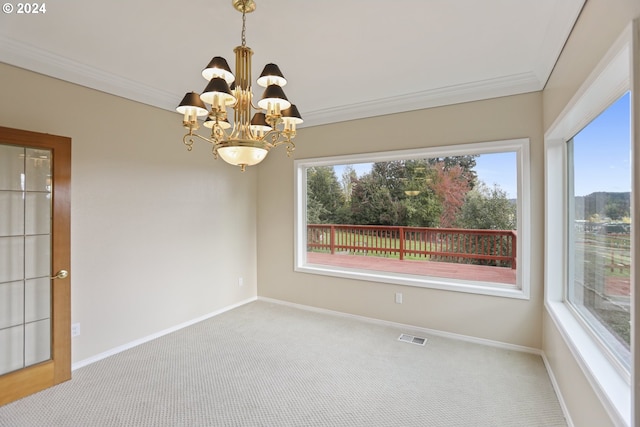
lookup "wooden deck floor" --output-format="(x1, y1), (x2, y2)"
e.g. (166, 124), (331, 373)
(306, 252), (517, 285)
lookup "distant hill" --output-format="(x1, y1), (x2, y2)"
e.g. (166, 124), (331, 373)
(574, 191), (630, 220)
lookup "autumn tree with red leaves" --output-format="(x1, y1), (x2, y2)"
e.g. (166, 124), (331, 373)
(431, 162), (471, 228)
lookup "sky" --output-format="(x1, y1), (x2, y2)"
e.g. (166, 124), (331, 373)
(473, 152), (517, 198)
(331, 92), (630, 200)
(572, 92), (631, 197)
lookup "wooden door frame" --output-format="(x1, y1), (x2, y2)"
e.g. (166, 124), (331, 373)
(0, 126), (71, 405)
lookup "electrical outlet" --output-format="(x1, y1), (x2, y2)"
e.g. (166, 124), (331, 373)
(395, 292), (403, 304)
(238, 277), (244, 287)
(71, 323), (80, 337)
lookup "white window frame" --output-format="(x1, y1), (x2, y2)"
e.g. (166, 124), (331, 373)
(294, 138), (531, 300)
(544, 25), (633, 426)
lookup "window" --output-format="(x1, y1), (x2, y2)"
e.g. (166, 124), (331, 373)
(544, 25), (632, 426)
(567, 92), (631, 370)
(294, 139), (531, 299)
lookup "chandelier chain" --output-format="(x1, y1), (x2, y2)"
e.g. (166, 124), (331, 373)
(241, 8), (247, 47)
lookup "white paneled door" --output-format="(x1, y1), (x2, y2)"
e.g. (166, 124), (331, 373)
(0, 127), (71, 406)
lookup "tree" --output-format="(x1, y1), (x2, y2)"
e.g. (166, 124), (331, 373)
(370, 161), (408, 201)
(454, 183), (516, 267)
(306, 166), (344, 223)
(397, 160), (442, 226)
(350, 173), (403, 225)
(306, 187), (330, 224)
(604, 200), (628, 221)
(456, 183), (516, 230)
(431, 162), (471, 228)
(427, 155), (478, 189)
(403, 192), (442, 227)
(340, 165), (357, 202)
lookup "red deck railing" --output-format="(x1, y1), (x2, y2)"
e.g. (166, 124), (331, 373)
(307, 224), (517, 269)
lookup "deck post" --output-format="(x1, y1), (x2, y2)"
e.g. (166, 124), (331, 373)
(399, 227), (405, 260)
(511, 231), (517, 269)
(330, 225), (336, 255)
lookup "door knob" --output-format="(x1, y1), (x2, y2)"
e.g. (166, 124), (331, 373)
(51, 270), (69, 280)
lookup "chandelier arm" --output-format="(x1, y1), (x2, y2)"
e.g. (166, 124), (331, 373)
(260, 128), (284, 143)
(272, 139), (296, 157)
(287, 141), (295, 157)
(264, 129), (297, 157)
(182, 134), (195, 151)
(183, 131), (217, 146)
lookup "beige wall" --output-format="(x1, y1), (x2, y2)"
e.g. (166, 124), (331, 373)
(0, 63), (258, 363)
(541, 0), (640, 426)
(257, 92), (545, 349)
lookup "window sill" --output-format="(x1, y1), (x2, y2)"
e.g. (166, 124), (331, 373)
(296, 262), (529, 300)
(545, 300), (630, 426)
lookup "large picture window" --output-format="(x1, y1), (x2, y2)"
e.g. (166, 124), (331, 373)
(295, 139), (530, 299)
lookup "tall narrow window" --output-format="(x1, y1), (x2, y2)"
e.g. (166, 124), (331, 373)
(567, 92), (631, 370)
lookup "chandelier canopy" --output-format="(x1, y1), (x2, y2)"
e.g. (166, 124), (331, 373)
(177, 0), (302, 172)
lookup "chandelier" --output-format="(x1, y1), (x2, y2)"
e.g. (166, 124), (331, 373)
(176, 0), (302, 172)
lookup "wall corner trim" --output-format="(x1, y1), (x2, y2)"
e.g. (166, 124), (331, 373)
(541, 352), (576, 427)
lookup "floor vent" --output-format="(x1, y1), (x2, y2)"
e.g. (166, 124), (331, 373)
(398, 334), (427, 346)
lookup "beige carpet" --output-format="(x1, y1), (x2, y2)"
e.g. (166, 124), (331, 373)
(0, 301), (566, 426)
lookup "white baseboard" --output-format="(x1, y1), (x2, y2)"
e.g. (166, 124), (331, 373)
(258, 296), (542, 355)
(71, 296), (257, 371)
(541, 352), (575, 427)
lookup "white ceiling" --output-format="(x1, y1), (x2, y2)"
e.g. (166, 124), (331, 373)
(0, 0), (585, 128)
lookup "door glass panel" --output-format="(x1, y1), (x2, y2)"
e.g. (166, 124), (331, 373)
(0, 143), (52, 375)
(0, 326), (23, 374)
(0, 145), (23, 191)
(24, 278), (50, 323)
(24, 235), (51, 279)
(25, 193), (51, 235)
(25, 149), (52, 192)
(0, 237), (24, 283)
(0, 281), (23, 329)
(25, 319), (50, 366)
(0, 192), (24, 236)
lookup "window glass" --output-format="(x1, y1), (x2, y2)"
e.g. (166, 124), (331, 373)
(296, 139), (529, 297)
(567, 92), (631, 369)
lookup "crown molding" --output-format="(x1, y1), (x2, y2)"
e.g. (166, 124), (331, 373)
(301, 72), (543, 128)
(530, 0), (586, 86)
(1, 35), (542, 127)
(0, 35), (179, 111)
